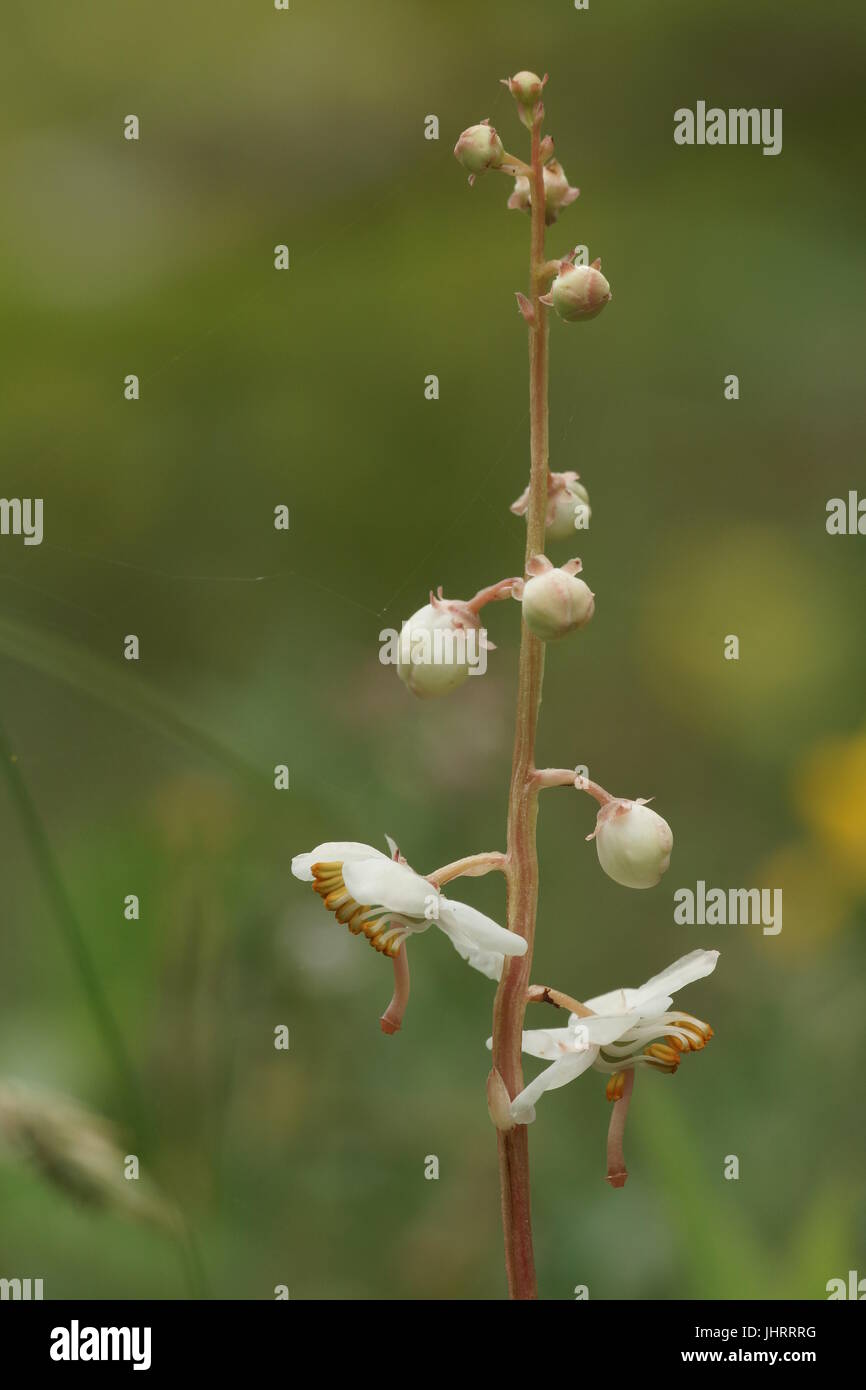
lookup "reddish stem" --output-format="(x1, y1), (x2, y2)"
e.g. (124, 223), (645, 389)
(490, 109), (550, 1302)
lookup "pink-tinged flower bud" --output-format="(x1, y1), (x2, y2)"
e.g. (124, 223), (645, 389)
(397, 595), (481, 698)
(518, 555), (594, 642)
(510, 470), (590, 541)
(454, 121), (505, 178)
(505, 70), (546, 105)
(590, 798), (673, 890)
(501, 71), (548, 128)
(507, 175), (531, 213)
(549, 263), (611, 322)
(540, 160), (580, 224)
(396, 579), (516, 698)
(506, 161), (580, 225)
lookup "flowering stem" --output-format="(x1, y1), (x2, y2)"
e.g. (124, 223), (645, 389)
(490, 108), (550, 1302)
(526, 983), (595, 1018)
(465, 578), (521, 614)
(427, 851), (506, 888)
(573, 775), (615, 806)
(533, 766), (580, 790)
(534, 768), (614, 805)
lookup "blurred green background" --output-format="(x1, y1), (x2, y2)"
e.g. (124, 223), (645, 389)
(1, 0), (864, 1299)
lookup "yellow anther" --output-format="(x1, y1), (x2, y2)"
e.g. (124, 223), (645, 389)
(309, 861), (396, 957)
(346, 908), (367, 935)
(606, 1072), (627, 1102)
(645, 1042), (681, 1067)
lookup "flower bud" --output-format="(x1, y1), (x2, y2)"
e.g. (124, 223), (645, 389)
(592, 799), (673, 890)
(505, 71), (546, 105)
(540, 160), (580, 224)
(502, 71), (547, 129)
(397, 593), (481, 698)
(519, 555), (594, 642)
(548, 474), (590, 538)
(396, 580), (516, 698)
(506, 175), (531, 213)
(454, 121), (505, 177)
(511, 471), (591, 541)
(549, 263), (611, 322)
(506, 161), (580, 225)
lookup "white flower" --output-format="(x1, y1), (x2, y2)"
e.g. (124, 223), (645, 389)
(292, 838), (526, 980)
(503, 949), (718, 1123)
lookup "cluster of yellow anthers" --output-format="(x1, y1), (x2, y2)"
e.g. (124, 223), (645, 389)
(604, 1014), (714, 1101)
(310, 862), (400, 958)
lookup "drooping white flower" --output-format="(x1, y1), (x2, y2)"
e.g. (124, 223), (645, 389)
(503, 949), (718, 1123)
(292, 838), (526, 980)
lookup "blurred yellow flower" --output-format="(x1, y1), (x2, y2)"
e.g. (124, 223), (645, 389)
(754, 842), (853, 955)
(794, 731), (866, 887)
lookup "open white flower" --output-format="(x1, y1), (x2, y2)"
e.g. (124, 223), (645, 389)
(292, 838), (526, 981)
(504, 949), (718, 1123)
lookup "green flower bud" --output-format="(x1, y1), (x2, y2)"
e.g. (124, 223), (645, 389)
(549, 263), (611, 322)
(397, 596), (480, 698)
(547, 473), (590, 539)
(506, 161), (580, 225)
(519, 556), (594, 642)
(395, 579), (516, 698)
(541, 160), (580, 224)
(510, 470), (591, 541)
(506, 71), (546, 106)
(502, 71), (548, 128)
(454, 121), (505, 178)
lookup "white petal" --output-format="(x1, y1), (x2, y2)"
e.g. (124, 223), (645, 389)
(291, 841), (388, 882)
(582, 986), (640, 1015)
(341, 856), (433, 917)
(583, 950), (719, 1020)
(631, 949), (719, 1010)
(581, 1013), (643, 1046)
(510, 1049), (598, 1123)
(438, 899), (528, 957)
(439, 921), (505, 981)
(520, 1027), (582, 1060)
